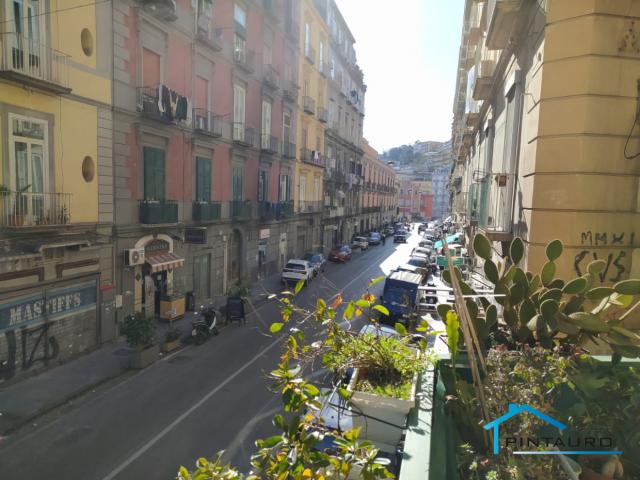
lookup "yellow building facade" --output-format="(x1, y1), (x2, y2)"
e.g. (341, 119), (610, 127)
(0, 1), (115, 382)
(451, 0), (640, 293)
(295, 0), (328, 215)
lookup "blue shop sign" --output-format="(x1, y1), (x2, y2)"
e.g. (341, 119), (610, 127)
(0, 280), (97, 332)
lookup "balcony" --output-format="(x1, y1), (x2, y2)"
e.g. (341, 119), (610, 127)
(282, 79), (298, 103)
(472, 59), (496, 101)
(260, 134), (279, 154)
(193, 109), (223, 137)
(232, 123), (256, 147)
(192, 201), (221, 223)
(196, 26), (224, 52)
(234, 47), (255, 74)
(262, 64), (279, 89)
(318, 61), (329, 78)
(137, 86), (189, 124)
(263, 0), (280, 23)
(257, 201), (275, 221)
(318, 106), (328, 123)
(0, 32), (71, 94)
(139, 200), (178, 225)
(141, 0), (177, 21)
(362, 206), (381, 214)
(286, 19), (300, 42)
(282, 141), (297, 159)
(275, 201), (294, 219)
(303, 96), (316, 115)
(301, 148), (324, 167)
(297, 200), (322, 214)
(486, 0), (522, 50)
(304, 44), (315, 64)
(464, 1), (484, 46)
(1, 192), (72, 228)
(230, 200), (253, 220)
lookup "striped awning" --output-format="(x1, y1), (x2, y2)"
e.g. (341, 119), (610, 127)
(146, 253), (185, 273)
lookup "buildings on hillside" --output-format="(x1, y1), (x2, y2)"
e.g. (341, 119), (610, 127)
(450, 0), (639, 283)
(0, 1), (115, 383)
(0, 0), (397, 382)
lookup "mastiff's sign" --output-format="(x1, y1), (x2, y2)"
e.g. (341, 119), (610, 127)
(0, 280), (97, 332)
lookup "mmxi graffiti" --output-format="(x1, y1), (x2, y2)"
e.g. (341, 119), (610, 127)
(574, 231), (635, 282)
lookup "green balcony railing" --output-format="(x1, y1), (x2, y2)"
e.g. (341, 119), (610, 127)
(193, 201), (221, 222)
(140, 200), (178, 224)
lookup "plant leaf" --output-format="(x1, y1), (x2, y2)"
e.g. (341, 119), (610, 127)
(394, 322), (408, 336)
(527, 314), (544, 331)
(436, 303), (452, 319)
(587, 259), (607, 275)
(445, 310), (460, 359)
(343, 301), (355, 320)
(473, 233), (492, 260)
(562, 277), (588, 295)
(545, 239), (563, 261)
(614, 279), (640, 296)
(483, 259), (499, 284)
(541, 261), (556, 286)
(568, 312), (611, 333)
(270, 322), (284, 333)
(295, 279), (305, 294)
(510, 237), (525, 264)
(540, 299), (559, 320)
(585, 287), (615, 301)
(373, 304), (389, 316)
(368, 275), (386, 287)
(485, 304), (497, 327)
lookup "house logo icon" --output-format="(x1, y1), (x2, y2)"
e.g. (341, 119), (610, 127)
(484, 403), (623, 456)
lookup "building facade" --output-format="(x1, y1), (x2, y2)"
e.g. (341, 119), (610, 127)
(451, 0), (640, 285)
(0, 1), (115, 383)
(360, 139), (397, 232)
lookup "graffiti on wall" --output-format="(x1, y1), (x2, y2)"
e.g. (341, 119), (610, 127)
(0, 323), (60, 381)
(574, 231), (635, 282)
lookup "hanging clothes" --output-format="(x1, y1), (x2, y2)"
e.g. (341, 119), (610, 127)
(176, 95), (188, 121)
(161, 85), (173, 121)
(170, 90), (179, 119)
(157, 84), (165, 114)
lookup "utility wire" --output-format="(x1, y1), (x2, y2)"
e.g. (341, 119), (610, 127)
(0, 0), (111, 25)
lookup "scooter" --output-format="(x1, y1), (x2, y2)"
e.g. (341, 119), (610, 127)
(191, 304), (219, 345)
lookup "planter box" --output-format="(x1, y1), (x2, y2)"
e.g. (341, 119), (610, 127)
(130, 344), (159, 369)
(160, 295), (185, 321)
(161, 338), (181, 353)
(347, 367), (418, 446)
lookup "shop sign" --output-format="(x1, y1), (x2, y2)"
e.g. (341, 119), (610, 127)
(185, 227), (207, 245)
(145, 239), (170, 256)
(260, 228), (270, 240)
(0, 280), (97, 332)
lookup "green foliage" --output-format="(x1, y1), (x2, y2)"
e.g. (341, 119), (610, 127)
(509, 237), (524, 265)
(468, 233), (640, 356)
(121, 312), (155, 348)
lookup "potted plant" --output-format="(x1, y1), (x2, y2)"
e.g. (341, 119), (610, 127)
(121, 311), (159, 368)
(162, 323), (182, 353)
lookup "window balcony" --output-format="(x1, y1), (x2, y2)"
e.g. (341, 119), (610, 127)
(1, 192), (72, 228)
(234, 47), (255, 74)
(318, 106), (328, 123)
(192, 201), (221, 223)
(282, 79), (298, 103)
(137, 86), (189, 124)
(478, 172), (516, 241)
(304, 44), (315, 64)
(286, 19), (300, 42)
(275, 200), (294, 219)
(0, 32), (71, 94)
(139, 200), (178, 225)
(258, 201), (276, 221)
(232, 123), (256, 147)
(297, 200), (322, 214)
(140, 0), (177, 22)
(230, 200), (253, 220)
(472, 59), (496, 101)
(303, 96), (316, 115)
(260, 134), (279, 154)
(282, 141), (297, 159)
(301, 148), (325, 167)
(318, 61), (329, 78)
(486, 0), (522, 50)
(262, 64), (280, 89)
(193, 109), (223, 137)
(196, 26), (224, 52)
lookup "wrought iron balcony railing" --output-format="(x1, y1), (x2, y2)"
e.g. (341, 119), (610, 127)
(192, 201), (221, 222)
(234, 47), (255, 73)
(140, 200), (178, 225)
(262, 64), (279, 89)
(232, 123), (256, 146)
(230, 200), (253, 219)
(303, 96), (316, 115)
(282, 142), (297, 159)
(1, 191), (71, 228)
(260, 134), (279, 154)
(193, 109), (223, 137)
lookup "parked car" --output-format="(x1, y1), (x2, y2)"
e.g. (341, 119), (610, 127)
(281, 259), (314, 285)
(419, 239), (434, 249)
(394, 231), (408, 243)
(303, 252), (326, 276)
(384, 227), (395, 237)
(408, 255), (430, 278)
(328, 244), (352, 262)
(367, 232), (382, 245)
(351, 236), (369, 250)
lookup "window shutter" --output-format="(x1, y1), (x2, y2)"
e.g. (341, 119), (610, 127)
(196, 157), (211, 202)
(144, 147), (165, 201)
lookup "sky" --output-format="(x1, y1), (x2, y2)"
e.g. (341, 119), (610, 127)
(335, 0), (464, 153)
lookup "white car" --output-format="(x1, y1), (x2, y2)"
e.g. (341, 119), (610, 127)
(351, 236), (369, 250)
(281, 259), (314, 285)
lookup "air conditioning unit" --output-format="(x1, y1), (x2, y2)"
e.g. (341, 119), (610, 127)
(124, 248), (145, 266)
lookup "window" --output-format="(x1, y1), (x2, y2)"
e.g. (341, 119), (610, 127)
(263, 42), (272, 66)
(261, 99), (272, 148)
(143, 146), (165, 201)
(142, 48), (161, 87)
(193, 254), (210, 302)
(9, 114), (47, 219)
(304, 23), (310, 57)
(10, 0), (42, 44)
(233, 84), (246, 139)
(234, 34), (246, 61)
(279, 174), (290, 201)
(299, 175), (306, 208)
(319, 41), (324, 68)
(195, 76), (209, 111)
(232, 166), (244, 201)
(197, 0), (213, 36)
(313, 176), (320, 201)
(283, 109), (291, 142)
(234, 4), (247, 27)
(258, 170), (268, 201)
(195, 156), (212, 202)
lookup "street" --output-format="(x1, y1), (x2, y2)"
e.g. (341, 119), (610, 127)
(0, 232), (424, 480)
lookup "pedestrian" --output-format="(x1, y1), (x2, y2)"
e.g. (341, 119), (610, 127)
(382, 234), (386, 246)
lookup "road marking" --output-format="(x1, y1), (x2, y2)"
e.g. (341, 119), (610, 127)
(100, 336), (283, 480)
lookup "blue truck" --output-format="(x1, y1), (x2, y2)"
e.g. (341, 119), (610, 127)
(380, 270), (423, 326)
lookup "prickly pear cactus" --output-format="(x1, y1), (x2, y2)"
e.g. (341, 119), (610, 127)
(442, 234), (640, 357)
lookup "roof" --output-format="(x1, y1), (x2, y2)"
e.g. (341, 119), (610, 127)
(146, 252), (184, 273)
(484, 404), (567, 431)
(286, 259), (309, 266)
(388, 270), (423, 284)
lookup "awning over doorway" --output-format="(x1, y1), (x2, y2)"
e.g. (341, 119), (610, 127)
(146, 253), (185, 273)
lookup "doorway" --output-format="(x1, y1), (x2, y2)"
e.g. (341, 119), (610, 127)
(227, 229), (242, 289)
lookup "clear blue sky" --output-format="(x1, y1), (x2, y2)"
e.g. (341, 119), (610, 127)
(335, 0), (464, 153)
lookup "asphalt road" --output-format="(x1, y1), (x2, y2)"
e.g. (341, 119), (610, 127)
(0, 230), (424, 480)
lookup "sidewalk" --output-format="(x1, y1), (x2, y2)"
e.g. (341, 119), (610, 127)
(0, 272), (283, 436)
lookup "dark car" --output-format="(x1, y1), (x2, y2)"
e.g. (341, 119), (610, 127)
(328, 244), (352, 262)
(367, 232), (382, 245)
(303, 253), (326, 276)
(394, 232), (408, 243)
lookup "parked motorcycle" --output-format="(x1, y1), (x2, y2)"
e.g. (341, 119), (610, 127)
(191, 304), (219, 345)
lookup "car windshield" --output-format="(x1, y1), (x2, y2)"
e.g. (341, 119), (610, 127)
(303, 254), (321, 262)
(408, 258), (427, 267)
(285, 263), (306, 270)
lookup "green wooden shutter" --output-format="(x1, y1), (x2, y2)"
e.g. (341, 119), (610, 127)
(143, 147), (165, 201)
(196, 157), (211, 202)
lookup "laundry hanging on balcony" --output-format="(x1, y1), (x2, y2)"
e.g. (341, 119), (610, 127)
(156, 84), (190, 124)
